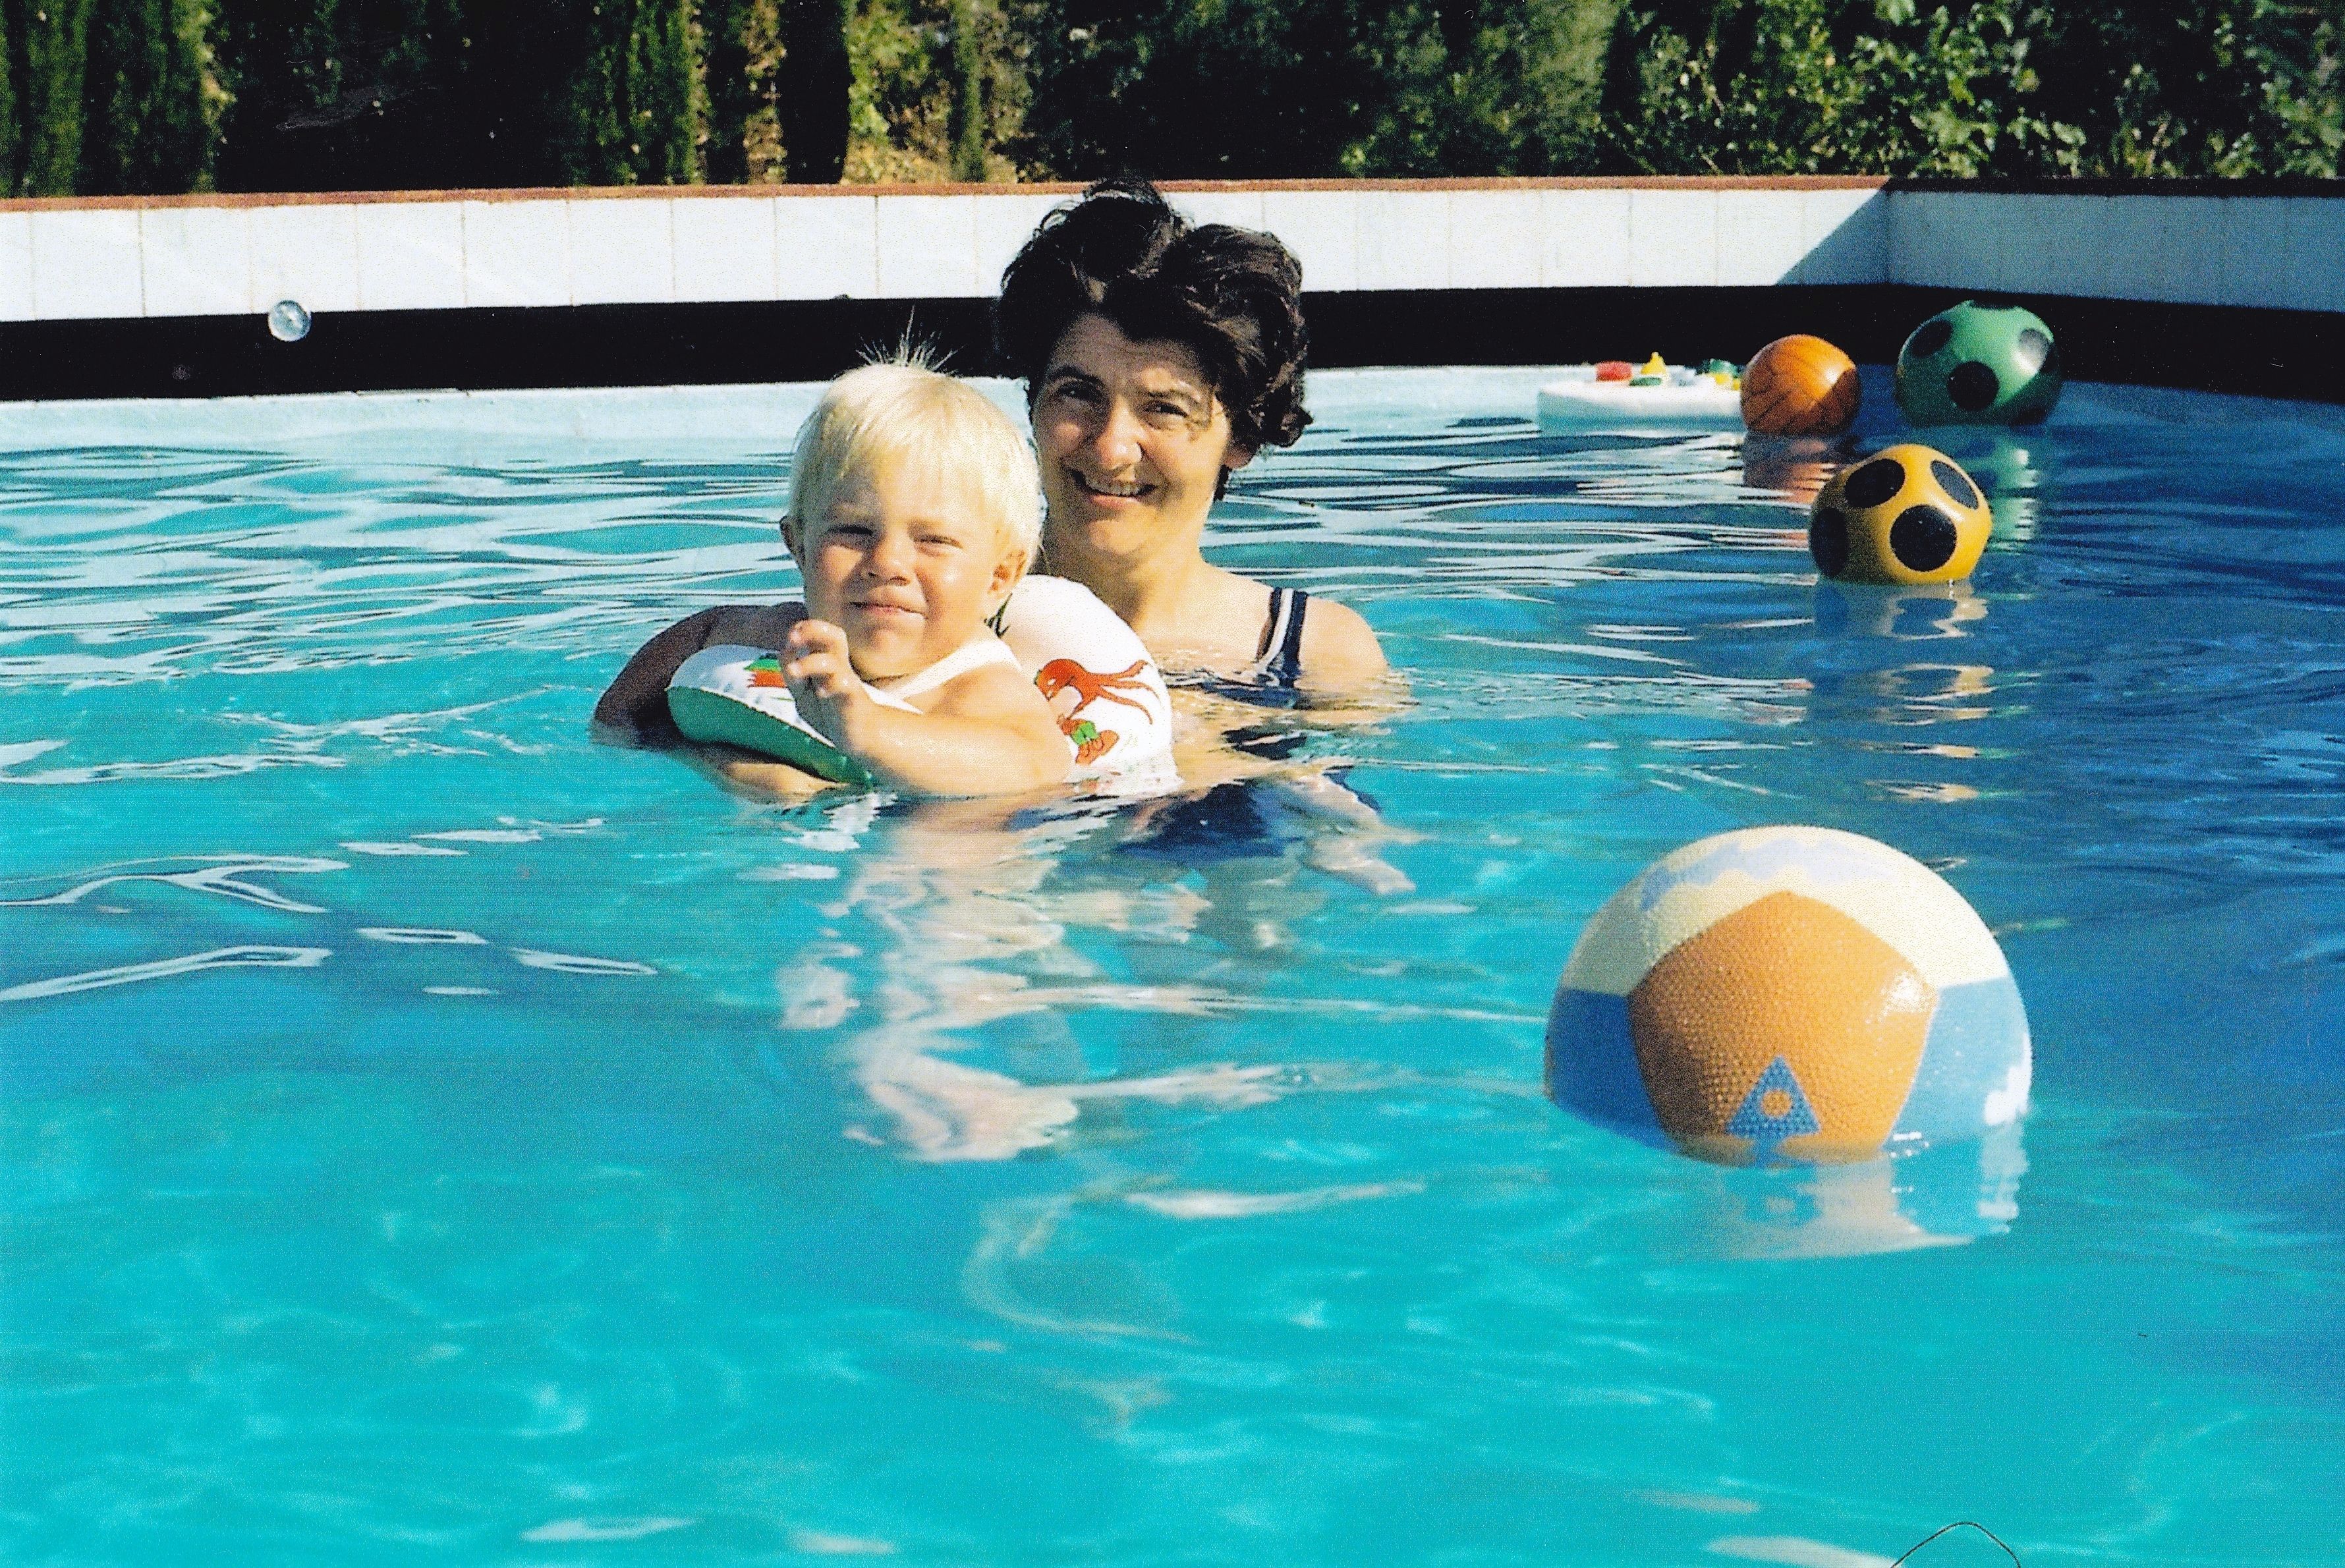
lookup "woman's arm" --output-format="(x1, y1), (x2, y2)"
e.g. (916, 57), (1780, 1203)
(592, 603), (805, 743)
(592, 607), (725, 742)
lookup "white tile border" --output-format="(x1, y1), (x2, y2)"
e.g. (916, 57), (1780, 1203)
(972, 191), (1062, 296)
(1356, 190), (1454, 291)
(776, 194), (878, 299)
(1448, 190), (1542, 289)
(569, 198), (677, 306)
(1259, 188), (1361, 293)
(140, 206), (253, 317)
(0, 213), (31, 322)
(250, 204), (361, 316)
(875, 194), (978, 298)
(2289, 198), (2345, 316)
(354, 201), (465, 312)
(1716, 190), (1809, 286)
(1171, 189), (1266, 232)
(1626, 189), (1718, 288)
(673, 194), (778, 303)
(0, 186), (2338, 321)
(30, 209), (144, 320)
(1790, 189), (1888, 285)
(463, 198), (573, 309)
(1541, 190), (1631, 289)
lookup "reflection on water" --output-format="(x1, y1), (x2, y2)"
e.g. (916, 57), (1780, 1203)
(1740, 434), (1846, 511)
(1688, 1126), (2027, 1261)
(766, 792), (1376, 1162)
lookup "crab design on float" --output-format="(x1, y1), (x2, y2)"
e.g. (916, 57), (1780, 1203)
(1034, 657), (1159, 764)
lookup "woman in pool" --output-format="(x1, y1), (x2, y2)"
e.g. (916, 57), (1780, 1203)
(994, 179), (1388, 696)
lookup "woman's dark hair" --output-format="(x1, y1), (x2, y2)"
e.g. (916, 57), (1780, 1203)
(994, 178), (1311, 453)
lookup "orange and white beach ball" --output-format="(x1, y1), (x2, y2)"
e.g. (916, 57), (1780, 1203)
(1546, 826), (2029, 1163)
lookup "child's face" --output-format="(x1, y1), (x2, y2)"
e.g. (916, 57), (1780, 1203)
(790, 459), (1023, 682)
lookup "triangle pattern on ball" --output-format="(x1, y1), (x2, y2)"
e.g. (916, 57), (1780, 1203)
(1727, 1055), (1821, 1154)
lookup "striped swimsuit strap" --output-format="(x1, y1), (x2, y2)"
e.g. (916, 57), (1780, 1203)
(1247, 586), (1311, 683)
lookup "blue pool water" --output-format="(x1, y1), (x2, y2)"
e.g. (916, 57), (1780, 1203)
(4, 369), (2341, 1566)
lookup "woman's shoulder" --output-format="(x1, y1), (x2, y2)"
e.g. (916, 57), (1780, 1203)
(1296, 594), (1388, 685)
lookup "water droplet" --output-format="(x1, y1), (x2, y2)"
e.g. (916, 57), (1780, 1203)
(267, 300), (312, 343)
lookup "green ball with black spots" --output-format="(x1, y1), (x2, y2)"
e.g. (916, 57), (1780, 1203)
(1895, 301), (2062, 427)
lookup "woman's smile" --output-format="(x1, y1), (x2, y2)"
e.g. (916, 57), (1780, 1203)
(1071, 471), (1154, 503)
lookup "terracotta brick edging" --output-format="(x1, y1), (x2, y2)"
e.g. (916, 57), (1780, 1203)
(0, 175), (1907, 215)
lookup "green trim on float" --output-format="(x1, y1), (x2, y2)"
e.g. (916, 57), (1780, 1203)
(665, 686), (875, 787)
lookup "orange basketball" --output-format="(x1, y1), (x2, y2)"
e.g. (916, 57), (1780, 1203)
(1741, 335), (1861, 437)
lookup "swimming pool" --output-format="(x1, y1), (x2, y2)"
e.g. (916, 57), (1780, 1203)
(4, 368), (2340, 1565)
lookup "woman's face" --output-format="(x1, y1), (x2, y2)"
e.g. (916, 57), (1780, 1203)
(1031, 313), (1252, 573)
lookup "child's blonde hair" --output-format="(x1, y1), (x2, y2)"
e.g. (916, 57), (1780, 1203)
(786, 361), (1042, 566)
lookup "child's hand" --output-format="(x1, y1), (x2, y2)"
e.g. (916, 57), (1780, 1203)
(783, 619), (872, 745)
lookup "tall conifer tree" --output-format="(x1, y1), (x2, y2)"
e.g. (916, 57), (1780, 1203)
(81, 0), (212, 194)
(13, 0), (96, 194)
(781, 0), (849, 181)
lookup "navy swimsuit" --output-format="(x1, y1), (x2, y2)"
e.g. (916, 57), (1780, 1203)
(1123, 588), (1349, 863)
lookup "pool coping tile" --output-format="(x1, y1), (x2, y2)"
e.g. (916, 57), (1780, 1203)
(140, 206), (254, 318)
(1540, 189), (1632, 289)
(1792, 188), (1888, 285)
(973, 192), (1063, 298)
(30, 209), (144, 321)
(250, 204), (362, 316)
(1260, 188), (1361, 293)
(2288, 198), (2345, 316)
(2141, 195), (2227, 308)
(1716, 190), (1809, 286)
(1627, 188), (1718, 288)
(569, 198), (677, 306)
(1450, 190), (1542, 291)
(1172, 189), (1268, 233)
(776, 195), (878, 300)
(0, 213), (29, 322)
(876, 194), (978, 299)
(673, 194), (779, 304)
(354, 201), (465, 312)
(463, 198), (573, 310)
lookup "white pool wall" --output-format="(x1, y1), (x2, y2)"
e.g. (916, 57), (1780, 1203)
(0, 180), (2338, 323)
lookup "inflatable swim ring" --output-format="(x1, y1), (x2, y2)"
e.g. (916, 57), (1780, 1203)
(665, 574), (1177, 793)
(1536, 356), (1743, 433)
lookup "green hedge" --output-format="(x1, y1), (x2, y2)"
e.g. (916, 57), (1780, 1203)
(1596, 0), (2343, 177)
(2, 0), (2336, 195)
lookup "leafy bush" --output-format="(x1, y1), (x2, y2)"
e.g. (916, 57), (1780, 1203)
(1011, 0), (1612, 178)
(1, 0), (2334, 194)
(1598, 0), (2342, 177)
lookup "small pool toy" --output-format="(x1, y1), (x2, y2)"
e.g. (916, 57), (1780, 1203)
(666, 574), (1176, 791)
(1546, 826), (2030, 1165)
(1741, 334), (1861, 437)
(1809, 444), (1992, 586)
(1537, 355), (1743, 432)
(1895, 301), (2062, 426)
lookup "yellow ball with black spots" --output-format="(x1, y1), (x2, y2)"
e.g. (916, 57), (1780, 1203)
(1809, 444), (1992, 586)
